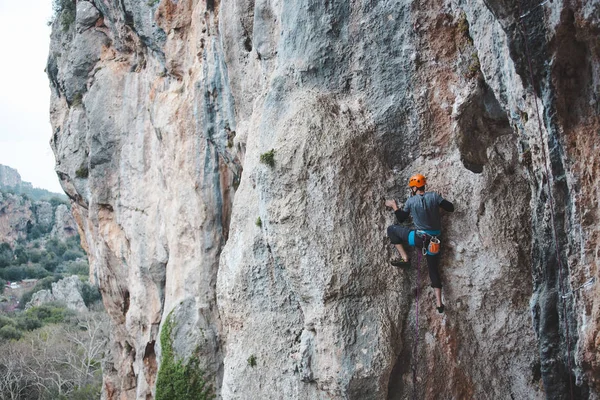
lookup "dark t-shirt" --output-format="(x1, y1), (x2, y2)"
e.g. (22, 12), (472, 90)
(403, 192), (445, 231)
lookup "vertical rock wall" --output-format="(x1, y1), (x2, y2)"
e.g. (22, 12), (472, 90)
(47, 0), (599, 399)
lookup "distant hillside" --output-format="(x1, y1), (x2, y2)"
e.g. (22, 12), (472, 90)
(0, 165), (87, 292)
(0, 164), (67, 202)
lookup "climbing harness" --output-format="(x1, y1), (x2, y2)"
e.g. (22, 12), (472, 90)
(518, 2), (577, 398)
(415, 230), (441, 255)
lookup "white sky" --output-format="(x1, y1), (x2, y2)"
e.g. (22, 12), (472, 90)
(0, 0), (62, 193)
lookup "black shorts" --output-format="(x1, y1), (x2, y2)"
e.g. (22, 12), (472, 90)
(387, 225), (443, 289)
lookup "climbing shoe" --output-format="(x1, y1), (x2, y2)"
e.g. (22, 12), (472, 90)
(391, 258), (410, 268)
(437, 304), (445, 314)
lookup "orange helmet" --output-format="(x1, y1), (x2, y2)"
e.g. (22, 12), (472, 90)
(408, 174), (426, 188)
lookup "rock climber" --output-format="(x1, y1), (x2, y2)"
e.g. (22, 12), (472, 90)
(385, 174), (454, 313)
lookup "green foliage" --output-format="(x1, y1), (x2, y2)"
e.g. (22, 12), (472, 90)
(52, 0), (76, 31)
(259, 149), (275, 167)
(1, 186), (67, 203)
(456, 11), (473, 46)
(255, 217), (262, 227)
(28, 249), (43, 263)
(15, 314), (42, 331)
(41, 251), (60, 272)
(76, 166), (89, 179)
(62, 249), (85, 261)
(0, 324), (22, 340)
(0, 315), (16, 330)
(0, 243), (12, 253)
(49, 196), (69, 208)
(466, 53), (481, 79)
(0, 259), (54, 279)
(22, 265), (51, 279)
(13, 245), (28, 265)
(71, 93), (83, 107)
(0, 266), (26, 281)
(46, 238), (68, 258)
(0, 242), (13, 268)
(81, 282), (102, 307)
(247, 354), (257, 367)
(457, 12), (469, 35)
(156, 312), (214, 400)
(27, 225), (43, 240)
(147, 0), (160, 6)
(26, 303), (76, 325)
(65, 260), (89, 276)
(67, 382), (103, 400)
(27, 223), (52, 241)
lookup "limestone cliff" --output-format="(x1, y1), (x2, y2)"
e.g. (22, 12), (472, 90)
(48, 1), (599, 399)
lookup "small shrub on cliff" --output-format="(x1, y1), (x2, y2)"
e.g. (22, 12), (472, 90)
(456, 11), (473, 45)
(465, 53), (481, 79)
(76, 165), (89, 179)
(52, 0), (76, 31)
(259, 149), (275, 167)
(255, 217), (262, 227)
(71, 92), (83, 107)
(247, 354), (257, 367)
(156, 312), (214, 400)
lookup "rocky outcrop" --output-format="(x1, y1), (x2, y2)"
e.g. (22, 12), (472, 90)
(0, 165), (78, 246)
(0, 165), (21, 189)
(26, 275), (88, 313)
(0, 192), (77, 246)
(50, 204), (79, 240)
(48, 1), (599, 399)
(0, 192), (33, 245)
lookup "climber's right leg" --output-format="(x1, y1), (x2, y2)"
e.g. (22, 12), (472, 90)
(386, 225), (412, 267)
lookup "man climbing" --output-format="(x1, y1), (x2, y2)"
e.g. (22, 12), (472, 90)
(385, 174), (454, 313)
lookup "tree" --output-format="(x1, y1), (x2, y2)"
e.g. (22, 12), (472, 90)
(0, 311), (108, 399)
(0, 325), (22, 341)
(12, 246), (28, 266)
(0, 342), (34, 400)
(0, 243), (12, 268)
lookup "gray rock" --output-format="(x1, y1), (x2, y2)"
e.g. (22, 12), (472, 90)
(51, 204), (78, 240)
(26, 289), (55, 309)
(0, 165), (22, 188)
(76, 1), (101, 33)
(25, 276), (88, 313)
(51, 275), (87, 313)
(0, 192), (33, 244)
(34, 201), (53, 227)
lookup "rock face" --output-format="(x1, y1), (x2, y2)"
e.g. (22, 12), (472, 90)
(0, 193), (77, 246)
(26, 275), (88, 313)
(0, 165), (22, 189)
(0, 192), (33, 245)
(50, 204), (79, 240)
(47, 1), (599, 399)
